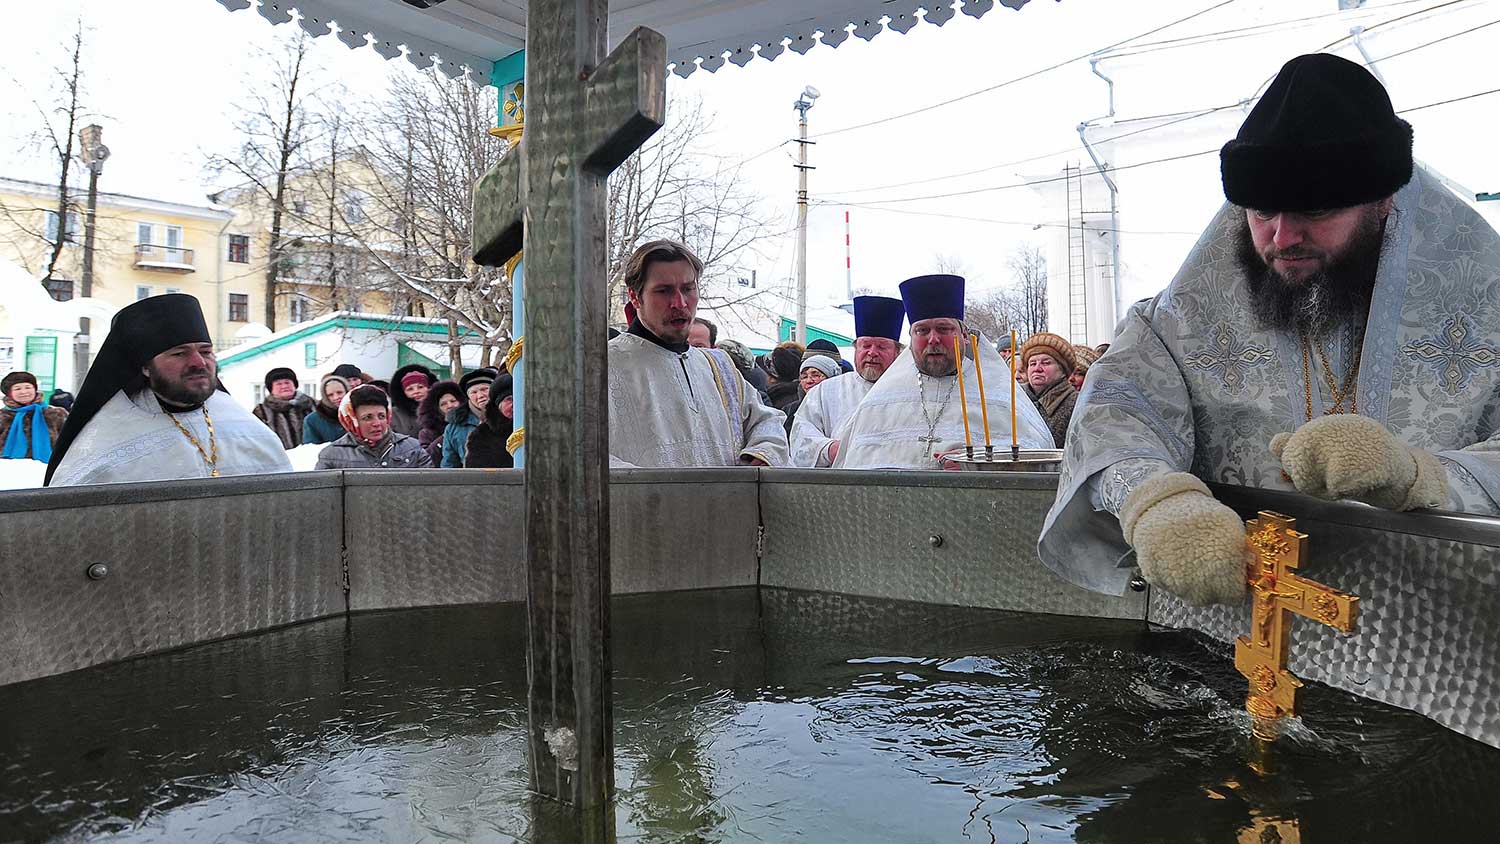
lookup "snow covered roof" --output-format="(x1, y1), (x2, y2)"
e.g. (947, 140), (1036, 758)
(211, 0), (1038, 80)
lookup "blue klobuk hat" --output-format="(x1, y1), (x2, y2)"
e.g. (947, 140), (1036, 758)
(852, 295), (906, 341)
(898, 274), (965, 324)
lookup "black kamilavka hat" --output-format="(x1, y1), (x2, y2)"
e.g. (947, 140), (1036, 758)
(45, 294), (216, 485)
(1221, 53), (1413, 212)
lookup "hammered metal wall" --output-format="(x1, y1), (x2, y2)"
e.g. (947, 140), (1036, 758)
(0, 475), (344, 686)
(343, 469), (760, 612)
(1150, 485), (1500, 748)
(758, 469), (1146, 620)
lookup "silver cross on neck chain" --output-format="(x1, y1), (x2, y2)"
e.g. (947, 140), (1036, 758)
(917, 373), (958, 444)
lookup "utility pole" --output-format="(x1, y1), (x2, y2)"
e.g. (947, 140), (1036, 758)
(76, 124), (109, 389)
(792, 85), (819, 344)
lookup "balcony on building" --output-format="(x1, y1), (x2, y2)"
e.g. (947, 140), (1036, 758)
(133, 244), (196, 272)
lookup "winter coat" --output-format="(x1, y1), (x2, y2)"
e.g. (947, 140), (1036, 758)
(0, 398), (67, 459)
(388, 364), (436, 438)
(1024, 377), (1078, 448)
(417, 380), (463, 465)
(301, 403), (344, 446)
(766, 381), (799, 414)
(314, 432), (433, 470)
(253, 393), (316, 449)
(465, 381), (515, 468)
(441, 406), (482, 468)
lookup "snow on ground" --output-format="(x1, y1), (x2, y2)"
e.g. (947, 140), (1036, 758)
(0, 458), (46, 490)
(0, 444), (330, 491)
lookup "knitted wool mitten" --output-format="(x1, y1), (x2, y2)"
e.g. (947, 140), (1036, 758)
(1119, 472), (1250, 607)
(1270, 414), (1448, 511)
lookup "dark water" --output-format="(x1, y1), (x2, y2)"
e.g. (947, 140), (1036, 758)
(2, 588), (1498, 843)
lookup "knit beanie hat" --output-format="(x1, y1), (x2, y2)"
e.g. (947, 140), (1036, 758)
(2, 371), (38, 398)
(807, 339), (841, 358)
(331, 363), (362, 380)
(770, 347), (802, 383)
(401, 371), (432, 390)
(799, 356), (841, 379)
(1221, 53), (1413, 212)
(716, 339), (754, 371)
(459, 367), (499, 395)
(1020, 333), (1077, 372)
(1072, 344), (1101, 373)
(264, 366), (298, 391)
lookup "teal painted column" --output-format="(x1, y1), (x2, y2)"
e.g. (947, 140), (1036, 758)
(511, 258), (526, 468)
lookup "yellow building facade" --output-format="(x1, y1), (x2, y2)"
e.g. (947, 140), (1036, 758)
(0, 176), (268, 352)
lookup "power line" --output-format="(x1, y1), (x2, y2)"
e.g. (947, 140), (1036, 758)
(807, 0), (1240, 140)
(1102, 0), (1447, 60)
(1371, 16), (1500, 64)
(822, 200), (1200, 235)
(841, 85), (1500, 207)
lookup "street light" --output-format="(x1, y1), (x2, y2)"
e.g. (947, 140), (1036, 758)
(793, 86), (819, 344)
(76, 124), (109, 389)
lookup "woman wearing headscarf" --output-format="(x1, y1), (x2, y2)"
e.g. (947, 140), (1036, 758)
(314, 385), (432, 469)
(417, 379), (464, 466)
(302, 373), (350, 446)
(464, 372), (515, 468)
(388, 364), (436, 437)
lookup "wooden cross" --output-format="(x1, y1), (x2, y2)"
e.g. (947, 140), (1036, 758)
(1234, 511), (1360, 739)
(469, 0), (666, 821)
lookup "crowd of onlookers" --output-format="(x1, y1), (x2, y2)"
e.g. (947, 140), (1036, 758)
(0, 327), (1103, 473)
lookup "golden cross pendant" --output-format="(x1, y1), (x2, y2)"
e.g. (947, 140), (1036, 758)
(1234, 511), (1359, 739)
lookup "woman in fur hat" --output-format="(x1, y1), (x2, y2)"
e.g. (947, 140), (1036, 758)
(1, 371), (68, 462)
(417, 379), (464, 466)
(302, 374), (350, 446)
(253, 366), (316, 450)
(388, 364), (436, 438)
(464, 373), (515, 468)
(1070, 344), (1101, 391)
(1020, 333), (1079, 448)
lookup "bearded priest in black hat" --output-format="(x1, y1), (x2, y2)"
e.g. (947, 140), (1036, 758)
(1040, 54), (1500, 607)
(45, 294), (292, 486)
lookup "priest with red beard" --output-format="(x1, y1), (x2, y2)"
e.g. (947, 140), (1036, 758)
(1040, 54), (1500, 607)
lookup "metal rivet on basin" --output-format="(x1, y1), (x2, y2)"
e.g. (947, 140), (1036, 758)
(86, 563), (109, 581)
(1128, 572), (1147, 592)
(929, 534), (944, 548)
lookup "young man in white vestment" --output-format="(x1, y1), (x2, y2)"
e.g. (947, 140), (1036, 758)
(1039, 54), (1500, 608)
(46, 294), (292, 486)
(789, 295), (906, 467)
(832, 274), (1052, 470)
(607, 240), (789, 468)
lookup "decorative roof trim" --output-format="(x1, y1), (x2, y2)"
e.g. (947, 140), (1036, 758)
(211, 0), (1037, 84)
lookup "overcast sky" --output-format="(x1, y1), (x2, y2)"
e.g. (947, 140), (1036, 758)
(4, 0), (1495, 316)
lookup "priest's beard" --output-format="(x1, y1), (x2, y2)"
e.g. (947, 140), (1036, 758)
(1234, 211), (1385, 339)
(146, 363), (218, 407)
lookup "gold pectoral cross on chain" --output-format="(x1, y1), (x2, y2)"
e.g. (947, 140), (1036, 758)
(1233, 511), (1360, 739)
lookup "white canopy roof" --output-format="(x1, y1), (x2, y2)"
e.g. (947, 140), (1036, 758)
(213, 0), (1035, 80)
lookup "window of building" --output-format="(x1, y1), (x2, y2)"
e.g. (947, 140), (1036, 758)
(228, 293), (249, 322)
(44, 210), (79, 244)
(136, 222), (153, 245)
(43, 277), (74, 302)
(289, 295), (311, 324)
(228, 234), (250, 263)
(343, 190), (368, 225)
(136, 285), (153, 301)
(165, 287), (182, 295)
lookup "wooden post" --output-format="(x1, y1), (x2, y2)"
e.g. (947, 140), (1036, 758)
(470, 0), (666, 825)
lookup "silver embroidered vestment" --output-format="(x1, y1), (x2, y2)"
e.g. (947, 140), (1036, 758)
(1040, 168), (1500, 596)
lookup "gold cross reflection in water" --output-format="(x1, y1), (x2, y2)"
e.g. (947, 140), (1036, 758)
(1233, 511), (1360, 742)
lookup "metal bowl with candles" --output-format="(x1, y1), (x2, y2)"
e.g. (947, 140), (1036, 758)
(948, 448), (1064, 472)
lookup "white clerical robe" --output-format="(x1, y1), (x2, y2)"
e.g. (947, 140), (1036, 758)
(608, 333), (789, 468)
(789, 371), (875, 467)
(833, 335), (1052, 469)
(49, 390), (293, 486)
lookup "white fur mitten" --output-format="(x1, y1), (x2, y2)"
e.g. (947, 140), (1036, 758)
(1119, 472), (1249, 607)
(1269, 415), (1448, 511)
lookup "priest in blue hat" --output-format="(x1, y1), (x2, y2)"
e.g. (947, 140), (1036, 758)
(832, 275), (1051, 470)
(789, 295), (906, 467)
